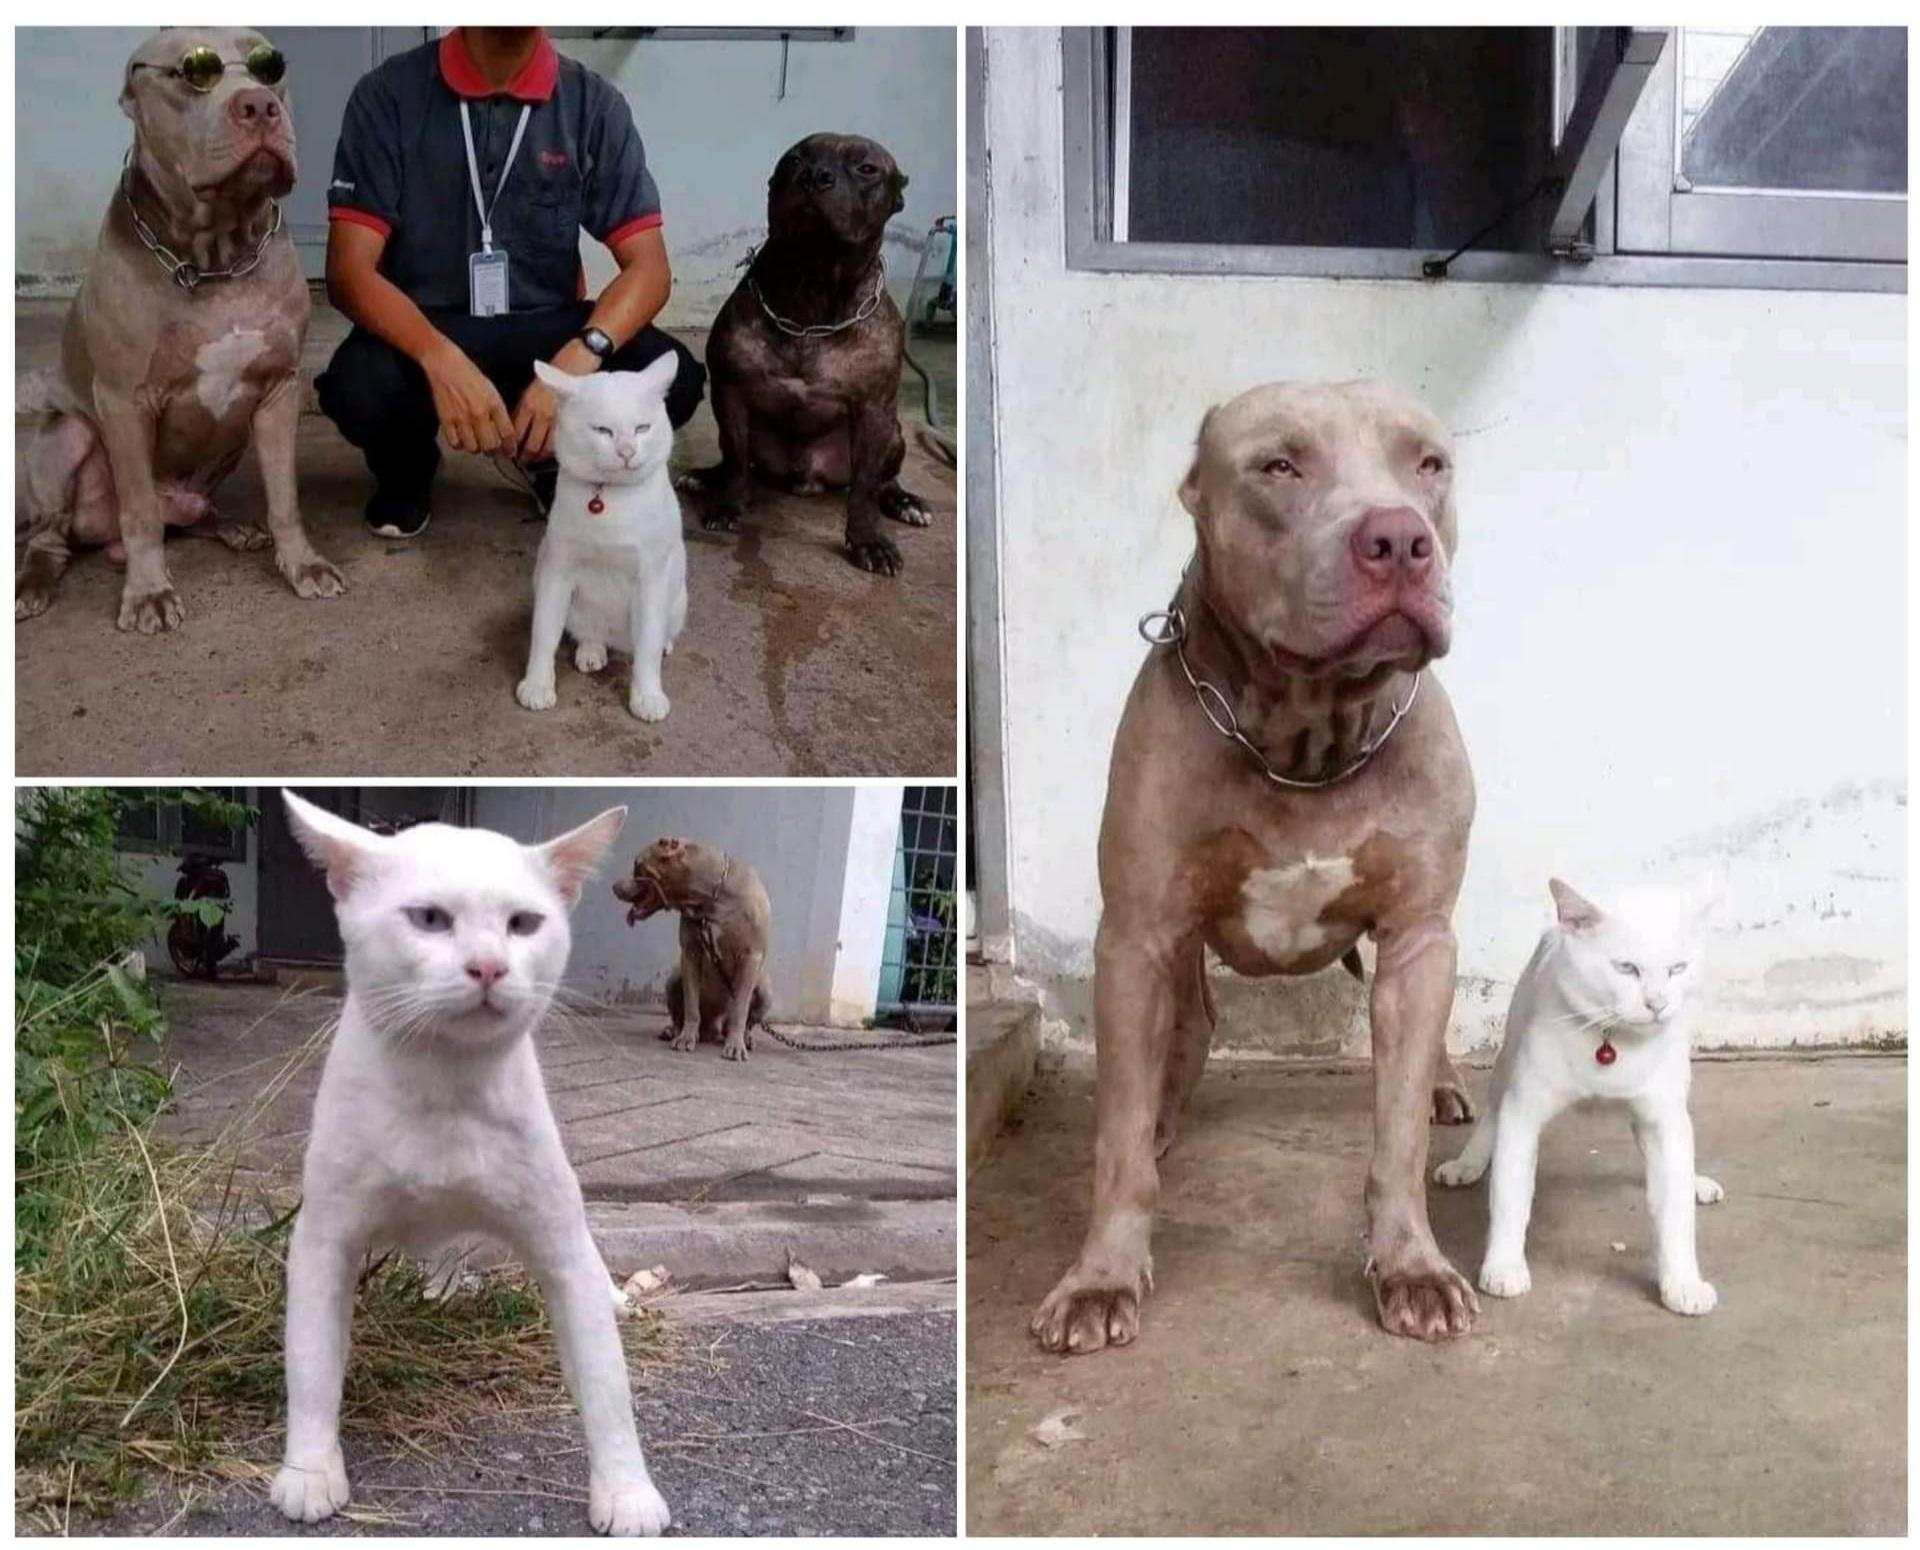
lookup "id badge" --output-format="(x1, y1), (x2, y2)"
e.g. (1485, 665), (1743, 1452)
(469, 249), (509, 317)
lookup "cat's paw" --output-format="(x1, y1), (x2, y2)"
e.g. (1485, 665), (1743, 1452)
(1433, 1154), (1486, 1188)
(722, 1033), (750, 1063)
(574, 641), (608, 674)
(589, 1471), (671, 1537)
(270, 1447), (351, 1523)
(516, 676), (558, 711)
(1694, 1174), (1725, 1205)
(1659, 1273), (1717, 1316)
(669, 1026), (698, 1053)
(1479, 1258), (1532, 1298)
(628, 687), (670, 723)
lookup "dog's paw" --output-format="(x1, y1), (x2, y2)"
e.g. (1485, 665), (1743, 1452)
(699, 504), (742, 534)
(1432, 1154), (1485, 1189)
(213, 521), (274, 552)
(628, 687), (670, 723)
(516, 676), (558, 711)
(270, 1447), (351, 1524)
(589, 1471), (671, 1537)
(1370, 1252), (1480, 1339)
(1660, 1273), (1717, 1316)
(848, 534), (902, 576)
(117, 582), (184, 634)
(281, 555), (347, 600)
(1478, 1258), (1532, 1299)
(574, 641), (609, 674)
(879, 483), (933, 527)
(669, 1026), (698, 1053)
(1430, 1080), (1476, 1125)
(722, 1034), (750, 1063)
(1031, 1262), (1149, 1355)
(16, 586), (53, 621)
(1694, 1174), (1725, 1205)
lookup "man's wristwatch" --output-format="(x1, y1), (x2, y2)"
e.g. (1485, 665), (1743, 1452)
(576, 326), (615, 365)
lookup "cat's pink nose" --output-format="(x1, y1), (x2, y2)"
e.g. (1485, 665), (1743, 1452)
(617, 443), (637, 463)
(466, 958), (507, 989)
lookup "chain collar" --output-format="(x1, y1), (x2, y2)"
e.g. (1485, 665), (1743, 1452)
(1137, 564), (1421, 791)
(744, 246), (886, 338)
(121, 165), (282, 291)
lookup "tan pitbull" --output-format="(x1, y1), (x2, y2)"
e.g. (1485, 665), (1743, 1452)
(17, 27), (343, 631)
(1033, 380), (1480, 1356)
(613, 838), (772, 1062)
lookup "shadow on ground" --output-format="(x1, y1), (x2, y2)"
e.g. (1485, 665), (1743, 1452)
(14, 302), (957, 777)
(966, 1053), (1906, 1535)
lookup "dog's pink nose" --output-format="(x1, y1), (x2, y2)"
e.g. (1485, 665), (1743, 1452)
(228, 88), (282, 127)
(1350, 506), (1435, 583)
(466, 958), (507, 989)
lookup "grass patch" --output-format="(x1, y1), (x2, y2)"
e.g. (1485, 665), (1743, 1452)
(14, 1007), (670, 1532)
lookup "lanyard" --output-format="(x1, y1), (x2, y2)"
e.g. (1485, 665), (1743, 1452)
(459, 100), (531, 253)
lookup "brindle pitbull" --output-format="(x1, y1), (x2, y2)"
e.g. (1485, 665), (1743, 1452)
(613, 838), (772, 1063)
(17, 26), (343, 631)
(680, 133), (930, 576)
(1033, 381), (1481, 1355)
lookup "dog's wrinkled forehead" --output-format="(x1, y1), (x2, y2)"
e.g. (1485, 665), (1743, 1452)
(775, 132), (900, 182)
(126, 27), (276, 94)
(1201, 380), (1451, 471)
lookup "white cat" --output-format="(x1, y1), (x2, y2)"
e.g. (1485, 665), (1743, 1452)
(269, 792), (671, 1537)
(1434, 877), (1725, 1317)
(515, 355), (689, 723)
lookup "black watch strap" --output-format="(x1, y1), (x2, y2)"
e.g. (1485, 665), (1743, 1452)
(577, 326), (614, 362)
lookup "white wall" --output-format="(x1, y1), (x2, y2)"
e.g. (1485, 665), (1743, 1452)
(14, 26), (958, 328)
(469, 785), (901, 1026)
(980, 30), (1906, 1052)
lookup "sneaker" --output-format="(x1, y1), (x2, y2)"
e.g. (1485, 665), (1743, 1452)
(364, 486), (431, 540)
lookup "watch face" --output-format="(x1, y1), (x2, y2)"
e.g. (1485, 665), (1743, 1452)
(581, 327), (612, 358)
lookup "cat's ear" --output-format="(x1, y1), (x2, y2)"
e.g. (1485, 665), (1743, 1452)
(633, 351), (679, 402)
(1548, 877), (1604, 933)
(282, 790), (384, 902)
(534, 358), (584, 399)
(538, 807), (628, 907)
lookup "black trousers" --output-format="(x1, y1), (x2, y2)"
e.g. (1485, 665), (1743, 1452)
(315, 303), (707, 499)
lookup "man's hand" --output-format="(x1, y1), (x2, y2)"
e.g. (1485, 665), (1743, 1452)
(512, 338), (601, 463)
(421, 336), (515, 454)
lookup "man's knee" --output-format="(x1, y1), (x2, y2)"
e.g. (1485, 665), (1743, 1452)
(316, 330), (434, 446)
(608, 329), (707, 429)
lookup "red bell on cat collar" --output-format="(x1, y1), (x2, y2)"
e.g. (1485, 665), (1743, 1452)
(587, 486), (606, 515)
(1595, 1038), (1618, 1066)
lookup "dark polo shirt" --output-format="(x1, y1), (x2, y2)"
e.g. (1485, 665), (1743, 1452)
(326, 29), (661, 312)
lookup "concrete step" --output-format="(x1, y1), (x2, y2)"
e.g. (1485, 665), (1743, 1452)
(585, 1196), (954, 1289)
(966, 994), (1041, 1175)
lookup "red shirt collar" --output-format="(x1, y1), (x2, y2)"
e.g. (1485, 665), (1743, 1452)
(438, 28), (558, 103)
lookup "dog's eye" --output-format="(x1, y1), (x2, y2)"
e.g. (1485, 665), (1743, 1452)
(1262, 457), (1299, 478)
(406, 905), (452, 933)
(1612, 959), (1640, 977)
(508, 911), (546, 937)
(1419, 454), (1447, 475)
(593, 426), (613, 437)
(856, 162), (880, 176)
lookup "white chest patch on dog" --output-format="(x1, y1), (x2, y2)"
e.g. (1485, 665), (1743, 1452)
(195, 329), (268, 417)
(1240, 856), (1356, 960)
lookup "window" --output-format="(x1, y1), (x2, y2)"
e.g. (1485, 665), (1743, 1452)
(876, 785), (958, 1023)
(114, 788), (248, 862)
(1062, 26), (1905, 290)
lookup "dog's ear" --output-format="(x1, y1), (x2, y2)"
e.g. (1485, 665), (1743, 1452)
(1177, 406), (1218, 520)
(533, 358), (583, 398)
(282, 790), (386, 902)
(537, 807), (628, 908)
(1548, 878), (1604, 934)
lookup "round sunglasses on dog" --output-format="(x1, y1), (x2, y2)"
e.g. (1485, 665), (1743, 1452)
(131, 43), (286, 93)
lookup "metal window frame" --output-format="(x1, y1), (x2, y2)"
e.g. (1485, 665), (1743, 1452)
(114, 788), (248, 862)
(876, 785), (959, 1017)
(1062, 26), (1904, 294)
(1614, 27), (1907, 264)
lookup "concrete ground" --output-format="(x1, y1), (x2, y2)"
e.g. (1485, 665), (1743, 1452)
(160, 980), (956, 1286)
(967, 1051), (1906, 1536)
(14, 300), (957, 777)
(100, 1307), (956, 1537)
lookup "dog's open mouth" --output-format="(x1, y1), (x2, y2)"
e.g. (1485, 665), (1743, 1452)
(617, 875), (667, 926)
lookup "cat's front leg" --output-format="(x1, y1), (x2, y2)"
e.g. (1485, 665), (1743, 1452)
(271, 1206), (364, 1523)
(521, 1204), (670, 1536)
(720, 949), (765, 1062)
(516, 559), (573, 711)
(1632, 1101), (1717, 1315)
(1480, 1092), (1552, 1298)
(626, 564), (673, 722)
